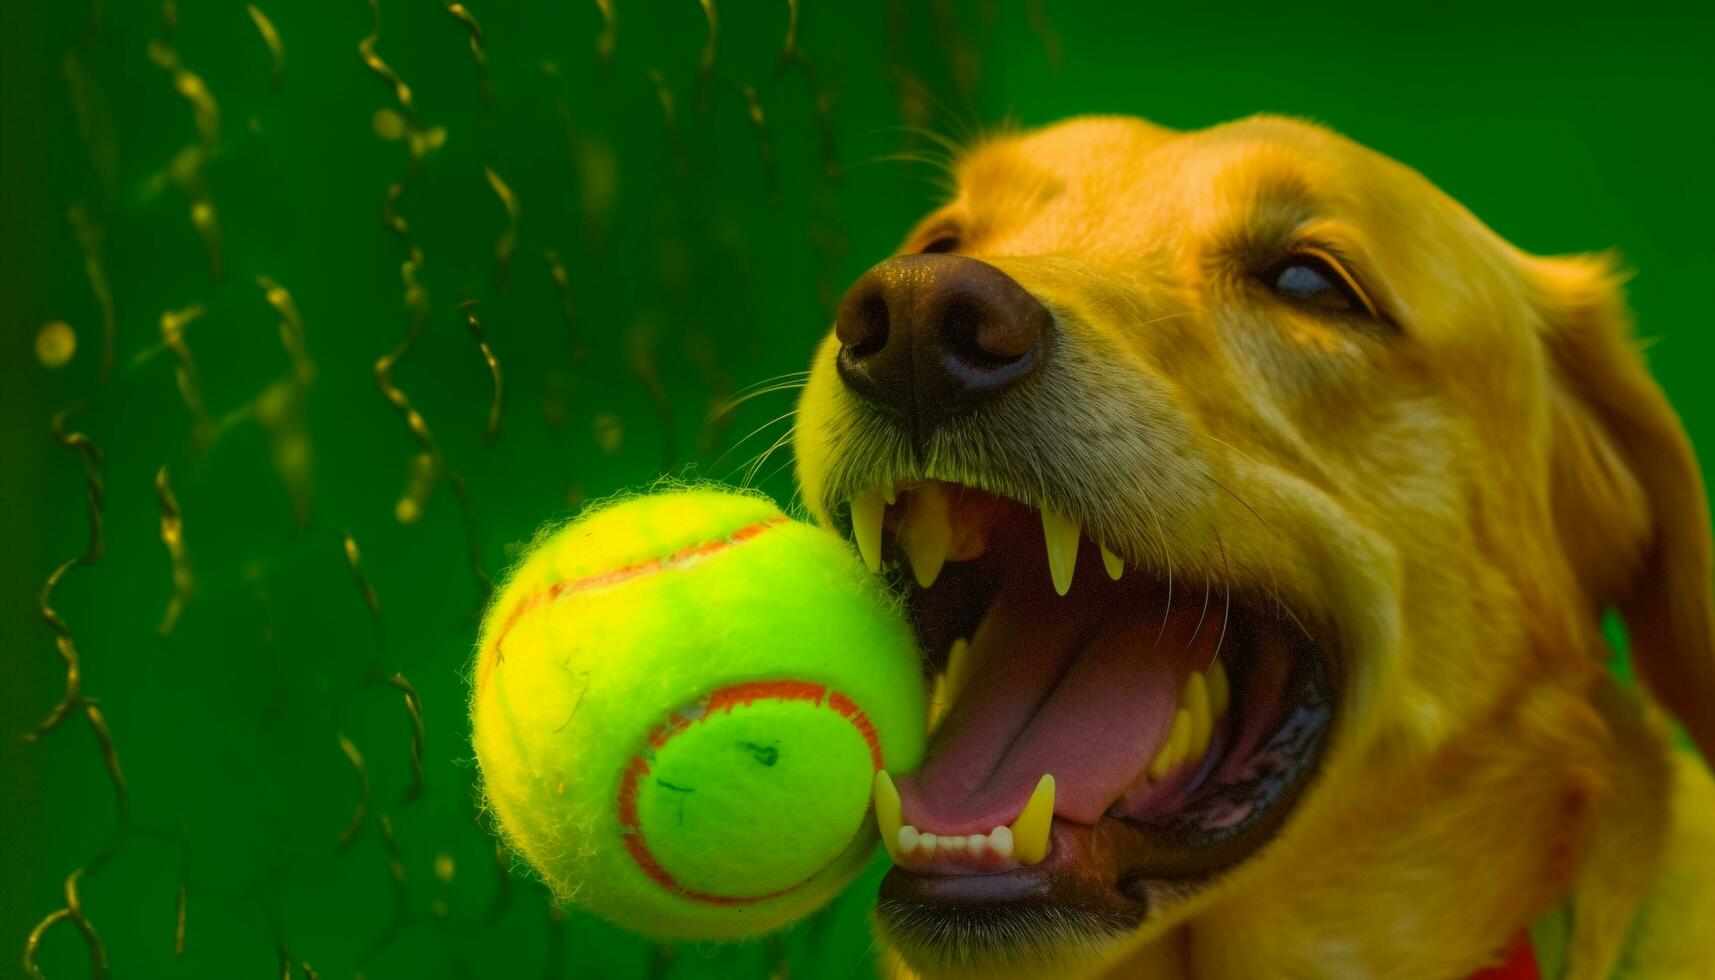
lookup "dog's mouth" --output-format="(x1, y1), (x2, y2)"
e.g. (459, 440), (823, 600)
(839, 480), (1337, 961)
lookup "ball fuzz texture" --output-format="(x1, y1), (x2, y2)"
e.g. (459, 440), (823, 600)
(470, 489), (925, 940)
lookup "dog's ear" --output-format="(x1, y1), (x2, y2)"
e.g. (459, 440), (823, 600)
(1535, 253), (1715, 761)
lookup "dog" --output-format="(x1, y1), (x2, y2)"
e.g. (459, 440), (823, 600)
(791, 115), (1715, 978)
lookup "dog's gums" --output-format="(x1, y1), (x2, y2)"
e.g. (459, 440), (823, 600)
(791, 115), (1715, 977)
(845, 480), (1335, 934)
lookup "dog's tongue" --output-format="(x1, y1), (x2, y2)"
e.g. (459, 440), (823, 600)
(896, 572), (1212, 834)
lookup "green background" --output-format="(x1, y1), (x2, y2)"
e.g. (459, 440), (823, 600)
(3, 1), (1710, 977)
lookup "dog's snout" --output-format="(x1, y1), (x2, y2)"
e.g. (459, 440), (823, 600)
(835, 254), (1051, 426)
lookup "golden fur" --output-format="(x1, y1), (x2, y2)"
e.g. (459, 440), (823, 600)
(793, 115), (1715, 978)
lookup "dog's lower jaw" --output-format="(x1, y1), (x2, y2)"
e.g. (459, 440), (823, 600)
(1115, 673), (1669, 980)
(876, 913), (1185, 980)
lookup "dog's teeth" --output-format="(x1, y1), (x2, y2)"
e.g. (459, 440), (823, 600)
(901, 482), (951, 588)
(849, 490), (886, 572)
(943, 834), (967, 853)
(988, 824), (1014, 859)
(945, 637), (972, 704)
(929, 637), (973, 733)
(1040, 509), (1080, 596)
(881, 482), (897, 505)
(1149, 708), (1193, 781)
(874, 770), (904, 860)
(927, 672), (948, 733)
(1010, 773), (1055, 865)
(1184, 671), (1212, 763)
(919, 832), (939, 852)
(898, 825), (920, 857)
(966, 834), (987, 852)
(1099, 543), (1124, 580)
(1209, 658), (1230, 717)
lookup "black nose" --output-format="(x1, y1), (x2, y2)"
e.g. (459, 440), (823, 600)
(834, 254), (1052, 428)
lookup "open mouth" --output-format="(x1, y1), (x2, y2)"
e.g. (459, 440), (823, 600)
(839, 480), (1338, 958)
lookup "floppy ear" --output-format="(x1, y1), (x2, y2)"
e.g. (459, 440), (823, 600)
(1537, 253), (1715, 763)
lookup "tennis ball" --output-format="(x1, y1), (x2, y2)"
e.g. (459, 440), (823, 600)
(470, 488), (926, 941)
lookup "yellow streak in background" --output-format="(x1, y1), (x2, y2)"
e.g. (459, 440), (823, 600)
(460, 299), (505, 439)
(67, 205), (117, 380)
(29, 408), (104, 740)
(343, 533), (383, 624)
(146, 39), (220, 149)
(258, 275), (314, 387)
(247, 4), (285, 86)
(62, 52), (118, 201)
(593, 0), (616, 64)
(740, 82), (779, 196)
(358, 0), (415, 121)
(154, 465), (193, 636)
(360, 0), (487, 598)
(23, 869), (108, 980)
(444, 3), (492, 101)
(645, 69), (686, 178)
(543, 248), (580, 355)
(782, 0), (800, 59)
(336, 733), (371, 849)
(697, 0), (719, 83)
(159, 303), (213, 445)
(24, 410), (120, 980)
(388, 673), (427, 802)
(483, 167), (519, 290)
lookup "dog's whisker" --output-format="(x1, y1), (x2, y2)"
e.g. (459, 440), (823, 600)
(719, 369), (809, 401)
(726, 433), (786, 487)
(1201, 470), (1285, 597)
(711, 370), (808, 407)
(756, 452), (797, 491)
(706, 380), (807, 423)
(1186, 574), (1213, 652)
(740, 425), (797, 488)
(1154, 565), (1174, 649)
(889, 122), (969, 161)
(1210, 535), (1233, 671)
(712, 408), (797, 472)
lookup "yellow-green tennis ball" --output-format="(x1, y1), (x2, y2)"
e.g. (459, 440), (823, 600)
(470, 488), (926, 941)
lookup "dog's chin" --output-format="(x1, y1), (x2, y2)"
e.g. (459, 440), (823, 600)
(839, 481), (1339, 974)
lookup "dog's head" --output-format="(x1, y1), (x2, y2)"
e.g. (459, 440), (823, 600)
(793, 115), (1715, 976)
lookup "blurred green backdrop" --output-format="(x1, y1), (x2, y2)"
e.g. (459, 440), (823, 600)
(4, 1), (1711, 977)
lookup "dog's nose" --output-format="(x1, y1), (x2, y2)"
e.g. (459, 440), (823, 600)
(835, 254), (1051, 426)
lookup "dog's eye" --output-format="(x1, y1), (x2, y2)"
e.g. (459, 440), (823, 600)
(921, 234), (960, 254)
(1265, 251), (1376, 317)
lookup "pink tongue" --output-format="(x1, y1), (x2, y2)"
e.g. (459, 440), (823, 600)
(897, 574), (1214, 834)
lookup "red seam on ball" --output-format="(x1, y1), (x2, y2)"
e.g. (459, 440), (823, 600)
(615, 679), (886, 906)
(478, 515), (788, 695)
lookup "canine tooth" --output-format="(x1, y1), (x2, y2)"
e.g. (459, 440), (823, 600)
(901, 482), (951, 588)
(928, 672), (948, 732)
(850, 490), (886, 572)
(1209, 658), (1230, 717)
(1184, 672), (1212, 763)
(989, 824), (1014, 859)
(882, 482), (897, 505)
(920, 832), (939, 852)
(1010, 773), (1055, 865)
(1040, 509), (1081, 596)
(898, 825), (920, 857)
(1100, 543), (1124, 580)
(945, 637), (972, 705)
(1149, 708), (1192, 781)
(874, 771), (904, 860)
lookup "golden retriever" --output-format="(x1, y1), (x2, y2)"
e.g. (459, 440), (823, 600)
(791, 115), (1715, 979)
